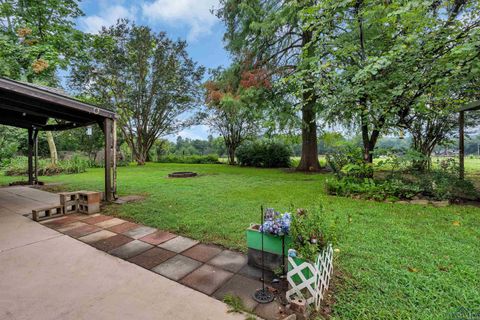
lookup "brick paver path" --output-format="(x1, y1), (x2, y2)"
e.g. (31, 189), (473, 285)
(40, 213), (287, 320)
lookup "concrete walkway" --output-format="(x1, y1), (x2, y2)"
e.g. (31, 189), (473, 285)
(0, 187), (243, 320)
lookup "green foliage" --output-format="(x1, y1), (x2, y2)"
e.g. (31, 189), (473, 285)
(326, 156), (478, 202)
(0, 163), (479, 319)
(236, 140), (292, 168)
(223, 294), (250, 314)
(290, 207), (337, 263)
(326, 144), (371, 178)
(157, 154), (220, 164)
(71, 20), (204, 165)
(0, 0), (85, 83)
(4, 155), (89, 176)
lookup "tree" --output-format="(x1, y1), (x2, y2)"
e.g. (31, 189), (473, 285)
(0, 0), (85, 165)
(202, 65), (263, 165)
(216, 0), (323, 171)
(71, 21), (205, 165)
(306, 0), (480, 165)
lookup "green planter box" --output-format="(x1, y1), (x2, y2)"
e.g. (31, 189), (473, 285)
(246, 224), (292, 255)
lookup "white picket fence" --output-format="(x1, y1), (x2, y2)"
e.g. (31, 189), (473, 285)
(286, 244), (333, 311)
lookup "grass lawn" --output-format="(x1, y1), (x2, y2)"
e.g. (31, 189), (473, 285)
(1, 162), (479, 319)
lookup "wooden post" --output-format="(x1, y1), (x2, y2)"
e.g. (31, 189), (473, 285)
(27, 127), (34, 185)
(104, 118), (113, 201)
(112, 119), (117, 197)
(459, 111), (465, 180)
(33, 129), (39, 184)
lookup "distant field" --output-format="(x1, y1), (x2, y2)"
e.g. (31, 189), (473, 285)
(0, 161), (479, 319)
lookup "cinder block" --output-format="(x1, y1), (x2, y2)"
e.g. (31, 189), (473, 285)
(63, 201), (78, 214)
(32, 205), (64, 221)
(59, 192), (79, 205)
(78, 191), (101, 205)
(78, 203), (100, 215)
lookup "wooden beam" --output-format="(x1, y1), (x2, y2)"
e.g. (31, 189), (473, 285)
(459, 111), (465, 180)
(0, 77), (116, 119)
(104, 118), (113, 202)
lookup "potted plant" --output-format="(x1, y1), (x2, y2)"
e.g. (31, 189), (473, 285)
(288, 207), (336, 285)
(246, 208), (293, 271)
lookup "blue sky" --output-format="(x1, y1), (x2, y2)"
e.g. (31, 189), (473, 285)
(75, 0), (231, 140)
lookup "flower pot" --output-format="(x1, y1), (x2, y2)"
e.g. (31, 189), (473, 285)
(246, 224), (293, 271)
(246, 224), (292, 255)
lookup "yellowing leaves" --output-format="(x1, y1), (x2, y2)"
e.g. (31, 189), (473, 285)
(452, 221), (461, 226)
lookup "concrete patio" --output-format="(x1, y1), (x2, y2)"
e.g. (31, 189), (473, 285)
(0, 186), (244, 320)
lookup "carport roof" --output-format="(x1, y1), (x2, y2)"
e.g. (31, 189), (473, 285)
(0, 77), (115, 131)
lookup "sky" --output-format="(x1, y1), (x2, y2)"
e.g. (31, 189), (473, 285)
(74, 0), (231, 141)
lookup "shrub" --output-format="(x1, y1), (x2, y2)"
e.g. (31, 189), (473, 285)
(290, 207), (337, 262)
(326, 144), (372, 178)
(236, 140), (292, 168)
(4, 155), (89, 176)
(157, 154), (220, 164)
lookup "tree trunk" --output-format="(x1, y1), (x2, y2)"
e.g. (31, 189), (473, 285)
(46, 131), (58, 165)
(297, 101), (320, 171)
(296, 29), (320, 172)
(227, 145), (236, 165)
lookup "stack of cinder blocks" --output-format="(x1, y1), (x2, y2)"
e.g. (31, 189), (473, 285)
(32, 191), (101, 222)
(77, 191), (101, 215)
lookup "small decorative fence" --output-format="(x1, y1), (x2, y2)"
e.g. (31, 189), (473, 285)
(286, 244), (334, 311)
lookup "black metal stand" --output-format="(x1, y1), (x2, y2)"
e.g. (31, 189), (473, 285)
(253, 206), (274, 304)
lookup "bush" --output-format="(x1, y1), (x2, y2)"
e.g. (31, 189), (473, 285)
(157, 154), (220, 164)
(236, 140), (292, 168)
(3, 155), (89, 176)
(326, 144), (372, 178)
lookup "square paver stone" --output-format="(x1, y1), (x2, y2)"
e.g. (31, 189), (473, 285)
(83, 215), (114, 225)
(108, 240), (153, 259)
(158, 236), (199, 253)
(238, 264), (275, 282)
(139, 231), (177, 245)
(180, 264), (233, 295)
(94, 218), (126, 229)
(91, 234), (133, 252)
(78, 230), (116, 244)
(152, 255), (202, 281)
(56, 221), (87, 233)
(128, 247), (176, 269)
(207, 250), (247, 273)
(42, 216), (79, 228)
(63, 224), (102, 238)
(213, 274), (262, 311)
(123, 226), (157, 239)
(181, 244), (223, 262)
(107, 221), (138, 234)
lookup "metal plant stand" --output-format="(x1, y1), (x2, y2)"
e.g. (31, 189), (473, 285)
(253, 206), (274, 304)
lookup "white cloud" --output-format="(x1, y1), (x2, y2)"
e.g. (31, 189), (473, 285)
(142, 0), (219, 41)
(78, 5), (137, 34)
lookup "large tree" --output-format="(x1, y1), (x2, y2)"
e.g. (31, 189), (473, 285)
(71, 21), (205, 165)
(216, 0), (323, 171)
(203, 64), (266, 164)
(307, 0), (480, 164)
(0, 0), (85, 164)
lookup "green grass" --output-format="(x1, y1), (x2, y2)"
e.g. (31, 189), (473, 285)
(1, 162), (479, 319)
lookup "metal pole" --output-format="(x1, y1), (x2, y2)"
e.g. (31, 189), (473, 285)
(112, 119), (117, 199)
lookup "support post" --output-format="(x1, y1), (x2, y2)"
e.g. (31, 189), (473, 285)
(104, 118), (113, 201)
(27, 127), (34, 185)
(33, 129), (39, 184)
(459, 111), (465, 180)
